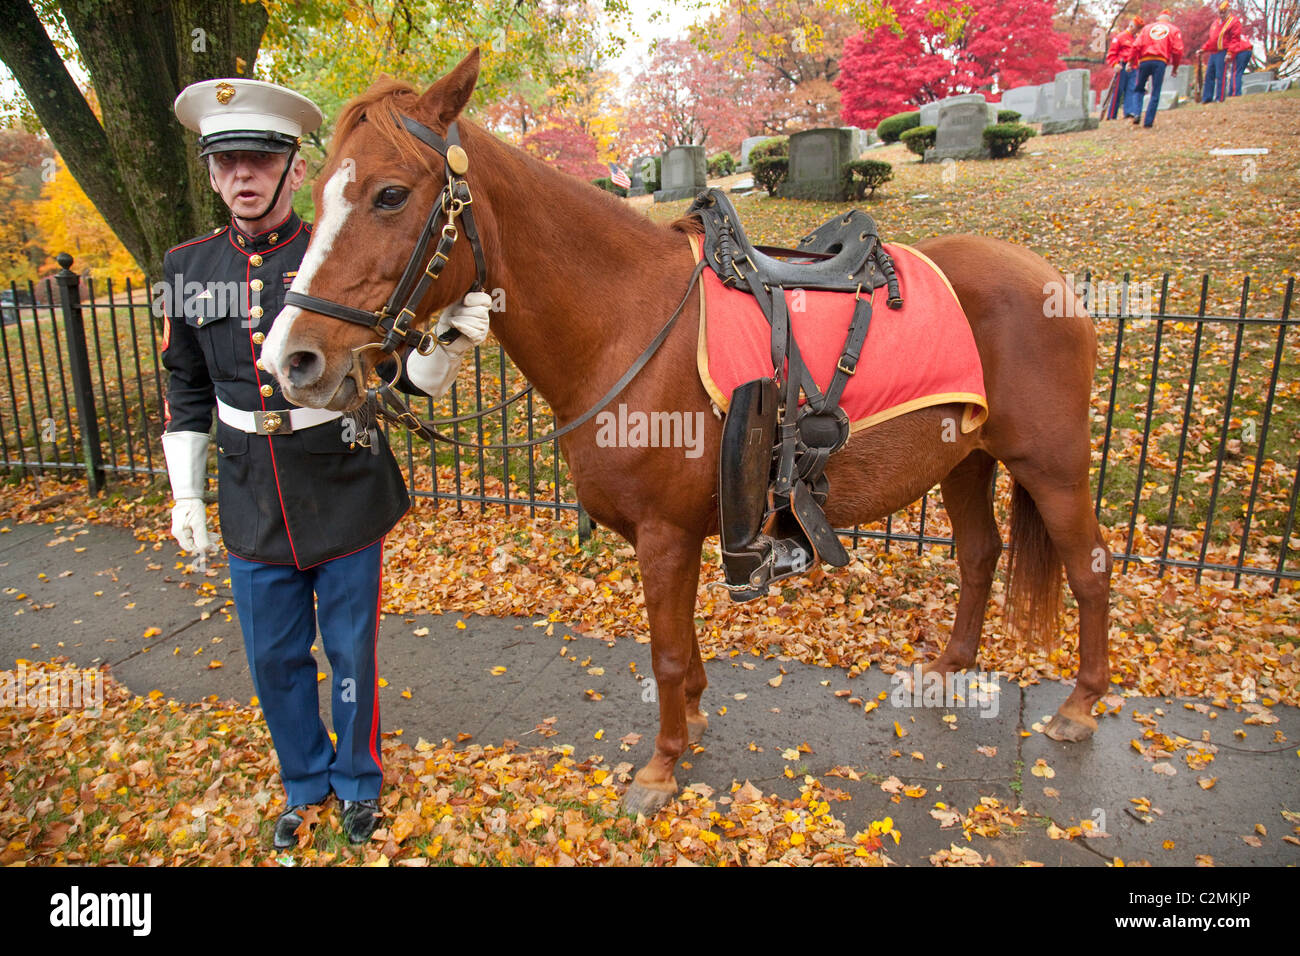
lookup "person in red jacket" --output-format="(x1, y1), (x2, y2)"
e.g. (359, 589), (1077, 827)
(1228, 27), (1254, 96)
(1201, 1), (1242, 103)
(1129, 9), (1185, 128)
(1105, 18), (1141, 119)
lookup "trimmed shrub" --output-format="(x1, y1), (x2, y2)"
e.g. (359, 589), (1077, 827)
(707, 151), (736, 177)
(748, 136), (788, 165)
(842, 158), (893, 199)
(591, 177), (628, 198)
(899, 124), (936, 157)
(997, 109), (1022, 124)
(752, 156), (789, 196)
(983, 122), (1037, 159)
(876, 110), (920, 144)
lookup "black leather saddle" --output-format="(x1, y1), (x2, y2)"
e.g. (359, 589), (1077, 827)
(688, 188), (905, 596)
(691, 189), (901, 303)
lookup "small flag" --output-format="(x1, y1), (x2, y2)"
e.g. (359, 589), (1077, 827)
(609, 162), (631, 190)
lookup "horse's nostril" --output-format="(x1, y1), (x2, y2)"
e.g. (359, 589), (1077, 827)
(286, 349), (324, 388)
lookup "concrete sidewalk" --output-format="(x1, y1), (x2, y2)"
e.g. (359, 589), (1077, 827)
(2, 520), (1296, 865)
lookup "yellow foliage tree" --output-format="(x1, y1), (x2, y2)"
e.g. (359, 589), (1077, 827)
(34, 155), (142, 285)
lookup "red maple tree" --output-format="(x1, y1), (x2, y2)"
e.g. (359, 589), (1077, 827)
(836, 0), (1068, 126)
(520, 114), (607, 181)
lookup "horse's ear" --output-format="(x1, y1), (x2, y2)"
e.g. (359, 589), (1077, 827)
(419, 48), (480, 129)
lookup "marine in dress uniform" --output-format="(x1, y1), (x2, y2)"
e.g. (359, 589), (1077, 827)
(1128, 10), (1185, 128)
(162, 79), (491, 848)
(1201, 2), (1242, 103)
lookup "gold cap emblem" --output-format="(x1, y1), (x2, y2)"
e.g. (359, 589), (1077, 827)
(215, 82), (236, 105)
(447, 145), (469, 176)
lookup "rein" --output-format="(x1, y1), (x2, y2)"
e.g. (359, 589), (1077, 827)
(369, 259), (707, 451)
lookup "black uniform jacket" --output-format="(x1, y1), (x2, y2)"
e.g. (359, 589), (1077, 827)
(161, 210), (410, 569)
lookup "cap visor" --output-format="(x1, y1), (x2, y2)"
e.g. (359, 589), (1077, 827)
(199, 133), (295, 158)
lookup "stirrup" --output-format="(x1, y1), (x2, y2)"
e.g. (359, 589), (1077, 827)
(718, 533), (814, 602)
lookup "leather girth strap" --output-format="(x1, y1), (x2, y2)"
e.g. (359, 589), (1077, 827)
(687, 187), (904, 580)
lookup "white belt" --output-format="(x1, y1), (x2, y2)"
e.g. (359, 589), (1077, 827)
(216, 397), (342, 436)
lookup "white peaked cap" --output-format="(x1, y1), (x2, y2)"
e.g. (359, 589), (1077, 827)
(174, 79), (323, 156)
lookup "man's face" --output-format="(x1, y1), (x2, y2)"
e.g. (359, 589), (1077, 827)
(207, 149), (305, 222)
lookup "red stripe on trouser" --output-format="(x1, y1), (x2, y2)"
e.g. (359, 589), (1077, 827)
(368, 538), (384, 774)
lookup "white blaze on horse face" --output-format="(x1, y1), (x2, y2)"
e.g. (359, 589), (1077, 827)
(260, 166), (355, 381)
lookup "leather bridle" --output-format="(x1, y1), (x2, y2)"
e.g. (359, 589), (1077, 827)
(282, 114), (488, 401)
(280, 109), (706, 454)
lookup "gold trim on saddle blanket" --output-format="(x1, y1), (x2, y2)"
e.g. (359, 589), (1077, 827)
(688, 234), (989, 435)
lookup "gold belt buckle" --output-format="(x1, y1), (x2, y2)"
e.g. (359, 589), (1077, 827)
(257, 410), (289, 435)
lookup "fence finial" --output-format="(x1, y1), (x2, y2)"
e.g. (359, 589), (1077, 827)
(56, 252), (73, 272)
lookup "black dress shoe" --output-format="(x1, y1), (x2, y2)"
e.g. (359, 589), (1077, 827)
(273, 806), (309, 850)
(342, 799), (380, 844)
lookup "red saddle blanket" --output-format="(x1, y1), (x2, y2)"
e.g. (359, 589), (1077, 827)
(689, 235), (988, 434)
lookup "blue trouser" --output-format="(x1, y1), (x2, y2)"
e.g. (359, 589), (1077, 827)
(1229, 49), (1251, 95)
(230, 538), (385, 806)
(1134, 59), (1168, 126)
(1203, 50), (1227, 102)
(1108, 68), (1133, 119)
(1123, 66), (1142, 117)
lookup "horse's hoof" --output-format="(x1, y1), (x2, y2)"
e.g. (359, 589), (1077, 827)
(622, 778), (678, 817)
(1043, 711), (1097, 742)
(687, 712), (708, 744)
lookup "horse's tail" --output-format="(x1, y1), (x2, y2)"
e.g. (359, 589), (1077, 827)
(1005, 481), (1062, 647)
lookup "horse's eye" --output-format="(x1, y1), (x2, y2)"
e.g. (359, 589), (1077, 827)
(376, 186), (409, 209)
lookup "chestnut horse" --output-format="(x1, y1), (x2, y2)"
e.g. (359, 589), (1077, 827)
(261, 51), (1111, 814)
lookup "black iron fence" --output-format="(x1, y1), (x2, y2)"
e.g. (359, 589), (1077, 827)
(2, 256), (1297, 591)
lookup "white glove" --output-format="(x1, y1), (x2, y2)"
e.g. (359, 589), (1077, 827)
(161, 430), (214, 554)
(170, 498), (213, 555)
(407, 292), (493, 397)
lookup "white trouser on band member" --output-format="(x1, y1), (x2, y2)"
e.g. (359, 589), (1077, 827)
(215, 397), (343, 433)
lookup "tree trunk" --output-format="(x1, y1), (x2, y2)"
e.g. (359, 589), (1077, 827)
(0, 0), (267, 283)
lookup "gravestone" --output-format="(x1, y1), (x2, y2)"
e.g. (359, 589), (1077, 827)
(840, 126), (869, 158)
(1241, 71), (1276, 94)
(1001, 85), (1044, 122)
(924, 99), (992, 162)
(653, 146), (706, 203)
(1269, 79), (1292, 92)
(1041, 69), (1099, 134)
(1156, 68), (1190, 109)
(920, 93), (989, 131)
(777, 127), (854, 201)
(739, 135), (768, 169)
(1030, 83), (1053, 122)
(628, 155), (657, 196)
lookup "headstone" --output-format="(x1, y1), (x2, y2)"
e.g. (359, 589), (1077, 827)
(1000, 85), (1043, 122)
(1269, 78), (1292, 92)
(839, 126), (868, 158)
(653, 146), (706, 203)
(919, 101), (940, 128)
(1031, 83), (1053, 121)
(1157, 68), (1190, 109)
(628, 154), (656, 196)
(739, 135), (768, 169)
(1041, 69), (1100, 134)
(924, 99), (993, 162)
(777, 127), (855, 201)
(1241, 71), (1276, 94)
